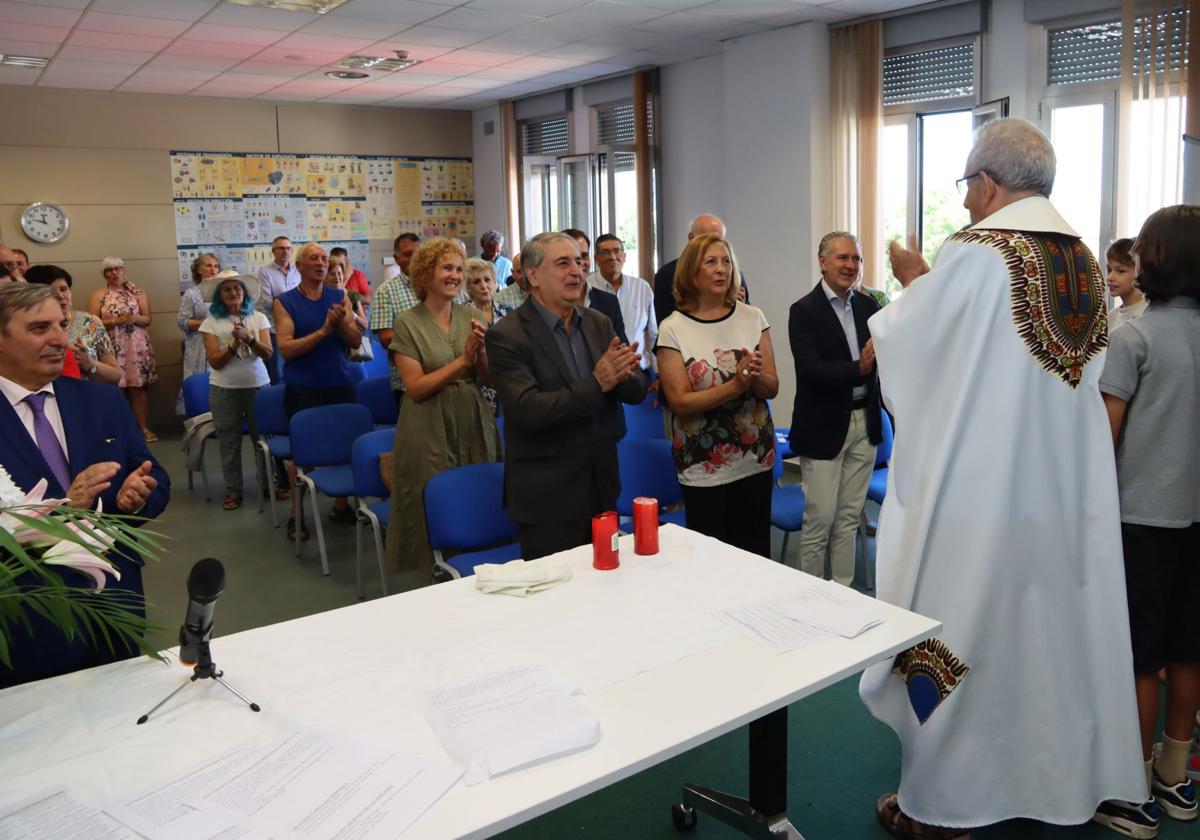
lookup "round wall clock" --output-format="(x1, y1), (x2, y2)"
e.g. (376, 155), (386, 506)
(20, 202), (69, 244)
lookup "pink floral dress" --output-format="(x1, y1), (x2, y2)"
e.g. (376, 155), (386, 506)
(99, 281), (158, 388)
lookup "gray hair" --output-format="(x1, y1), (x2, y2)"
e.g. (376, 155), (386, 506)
(818, 231), (859, 260)
(0, 283), (55, 334)
(101, 255), (124, 271)
(189, 252), (219, 284)
(464, 257), (496, 285)
(521, 232), (577, 274)
(480, 229), (503, 247)
(964, 118), (1056, 196)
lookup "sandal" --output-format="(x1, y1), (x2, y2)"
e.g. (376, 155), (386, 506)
(286, 517), (309, 541)
(275, 487), (291, 501)
(141, 428), (159, 443)
(877, 794), (971, 840)
(222, 494), (242, 511)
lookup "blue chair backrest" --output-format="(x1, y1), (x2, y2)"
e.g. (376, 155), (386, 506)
(424, 462), (517, 551)
(181, 372), (210, 418)
(351, 428), (394, 500)
(254, 384), (289, 438)
(361, 337), (390, 379)
(356, 375), (399, 426)
(876, 410), (894, 468)
(289, 403), (375, 469)
(623, 391), (666, 440)
(616, 438), (682, 516)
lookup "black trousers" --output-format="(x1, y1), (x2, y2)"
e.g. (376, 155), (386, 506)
(518, 518), (593, 561)
(680, 469), (773, 558)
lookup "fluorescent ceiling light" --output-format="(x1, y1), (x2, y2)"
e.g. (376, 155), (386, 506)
(226, 0), (352, 14)
(1, 55), (50, 68)
(337, 54), (421, 72)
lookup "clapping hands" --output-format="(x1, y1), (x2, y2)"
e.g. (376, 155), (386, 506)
(463, 320), (487, 365)
(734, 350), (764, 391)
(593, 338), (641, 392)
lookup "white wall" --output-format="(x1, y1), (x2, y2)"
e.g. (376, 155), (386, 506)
(659, 54), (727, 258)
(982, 0), (1040, 121)
(471, 105), (506, 249)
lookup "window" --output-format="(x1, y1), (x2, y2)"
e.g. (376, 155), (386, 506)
(881, 40), (977, 295)
(594, 101), (644, 271)
(520, 116), (569, 239)
(1047, 11), (1187, 87)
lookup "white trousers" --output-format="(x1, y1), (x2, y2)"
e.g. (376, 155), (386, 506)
(797, 408), (876, 586)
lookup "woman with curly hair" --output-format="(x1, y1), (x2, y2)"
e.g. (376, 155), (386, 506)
(387, 237), (501, 582)
(655, 233), (778, 557)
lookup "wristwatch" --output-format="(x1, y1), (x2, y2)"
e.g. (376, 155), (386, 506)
(87, 360), (98, 376)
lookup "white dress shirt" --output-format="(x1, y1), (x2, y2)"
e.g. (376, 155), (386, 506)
(256, 261), (301, 331)
(586, 271), (658, 370)
(0, 375), (68, 458)
(820, 279), (866, 400)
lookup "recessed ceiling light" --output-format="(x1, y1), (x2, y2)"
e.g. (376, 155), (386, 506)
(0, 54), (50, 68)
(336, 51), (420, 72)
(325, 70), (369, 80)
(227, 0), (351, 13)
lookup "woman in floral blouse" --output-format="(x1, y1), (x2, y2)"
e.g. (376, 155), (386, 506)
(88, 256), (158, 441)
(655, 233), (778, 557)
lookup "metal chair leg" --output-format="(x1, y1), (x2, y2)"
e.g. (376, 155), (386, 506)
(779, 530), (791, 564)
(306, 480), (330, 576)
(355, 510), (365, 600)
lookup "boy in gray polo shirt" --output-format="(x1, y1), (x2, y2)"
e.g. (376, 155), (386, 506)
(1096, 205), (1200, 836)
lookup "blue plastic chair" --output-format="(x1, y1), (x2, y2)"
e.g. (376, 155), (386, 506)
(361, 336), (390, 379)
(770, 449), (806, 565)
(622, 390), (666, 440)
(355, 375), (398, 427)
(181, 372), (215, 501)
(424, 462), (520, 579)
(289, 403), (375, 576)
(253, 384), (291, 528)
(856, 411), (894, 590)
(351, 428), (393, 600)
(616, 438), (686, 527)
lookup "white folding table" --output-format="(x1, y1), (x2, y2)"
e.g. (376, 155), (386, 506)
(0, 525), (939, 839)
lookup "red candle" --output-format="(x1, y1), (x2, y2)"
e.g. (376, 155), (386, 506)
(633, 497), (659, 555)
(592, 511), (619, 570)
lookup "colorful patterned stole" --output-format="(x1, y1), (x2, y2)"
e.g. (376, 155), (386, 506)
(947, 229), (1108, 387)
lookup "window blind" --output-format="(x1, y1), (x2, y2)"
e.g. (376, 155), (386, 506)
(596, 102), (636, 145)
(883, 43), (975, 105)
(1047, 9), (1189, 86)
(522, 116), (569, 156)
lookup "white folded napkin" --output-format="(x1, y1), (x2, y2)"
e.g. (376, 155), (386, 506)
(474, 558), (572, 597)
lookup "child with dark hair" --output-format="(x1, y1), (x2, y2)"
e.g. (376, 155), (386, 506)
(1107, 237), (1146, 332)
(1096, 205), (1200, 835)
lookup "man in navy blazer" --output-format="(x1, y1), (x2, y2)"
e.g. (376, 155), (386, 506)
(0, 284), (169, 685)
(788, 232), (882, 586)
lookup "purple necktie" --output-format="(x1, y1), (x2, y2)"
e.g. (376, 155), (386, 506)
(25, 392), (71, 493)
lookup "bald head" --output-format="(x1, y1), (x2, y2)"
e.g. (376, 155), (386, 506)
(688, 214), (726, 241)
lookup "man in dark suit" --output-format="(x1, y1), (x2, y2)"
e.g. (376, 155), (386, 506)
(0, 283), (169, 685)
(562, 229), (628, 345)
(486, 232), (647, 560)
(788, 231), (882, 586)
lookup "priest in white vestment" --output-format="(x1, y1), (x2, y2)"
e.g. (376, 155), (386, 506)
(860, 118), (1145, 837)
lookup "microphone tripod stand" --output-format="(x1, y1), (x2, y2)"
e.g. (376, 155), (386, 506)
(137, 637), (261, 725)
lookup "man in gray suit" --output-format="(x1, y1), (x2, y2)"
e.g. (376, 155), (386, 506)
(486, 232), (647, 560)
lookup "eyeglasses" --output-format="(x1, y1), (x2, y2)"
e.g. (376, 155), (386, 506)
(596, 248), (624, 258)
(955, 171), (984, 195)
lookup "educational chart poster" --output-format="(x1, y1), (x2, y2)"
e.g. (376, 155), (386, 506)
(170, 151), (473, 280)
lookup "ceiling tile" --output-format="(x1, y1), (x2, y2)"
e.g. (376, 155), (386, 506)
(38, 74), (123, 90)
(758, 4), (851, 24)
(0, 23), (71, 44)
(185, 23), (290, 46)
(362, 71), (454, 84)
(0, 1), (83, 27)
(467, 33), (565, 53)
(423, 7), (542, 32)
(147, 54), (240, 71)
(357, 40), (454, 61)
(164, 40), (264, 59)
(511, 17), (591, 40)
(268, 78), (365, 95)
(271, 32), (378, 52)
(465, 0), (589, 13)
(90, 0), (217, 22)
(78, 10), (193, 36)
(556, 1), (668, 26)
(198, 4), (315, 30)
(250, 48), (348, 65)
(0, 39), (59, 57)
(25, 0), (88, 8)
(442, 48), (524, 67)
(128, 66), (217, 81)
(68, 29), (173, 51)
(334, 0), (455, 21)
(352, 79), (427, 94)
(467, 65), (541, 81)
(499, 54), (583, 71)
(576, 28), (669, 49)
(119, 77), (201, 93)
(0, 65), (38, 85)
(49, 58), (143, 75)
(205, 72), (297, 87)
(297, 16), (409, 38)
(414, 59), (489, 75)
(635, 11), (739, 35)
(643, 0), (716, 9)
(57, 45), (157, 64)
(388, 25), (488, 47)
(537, 42), (626, 60)
(815, 0), (919, 13)
(437, 75), (500, 88)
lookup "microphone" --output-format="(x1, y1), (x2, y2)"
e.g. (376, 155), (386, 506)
(178, 558), (225, 667)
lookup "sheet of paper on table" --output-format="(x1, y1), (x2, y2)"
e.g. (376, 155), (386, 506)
(0, 787), (138, 840)
(418, 665), (601, 786)
(105, 728), (461, 840)
(719, 580), (887, 652)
